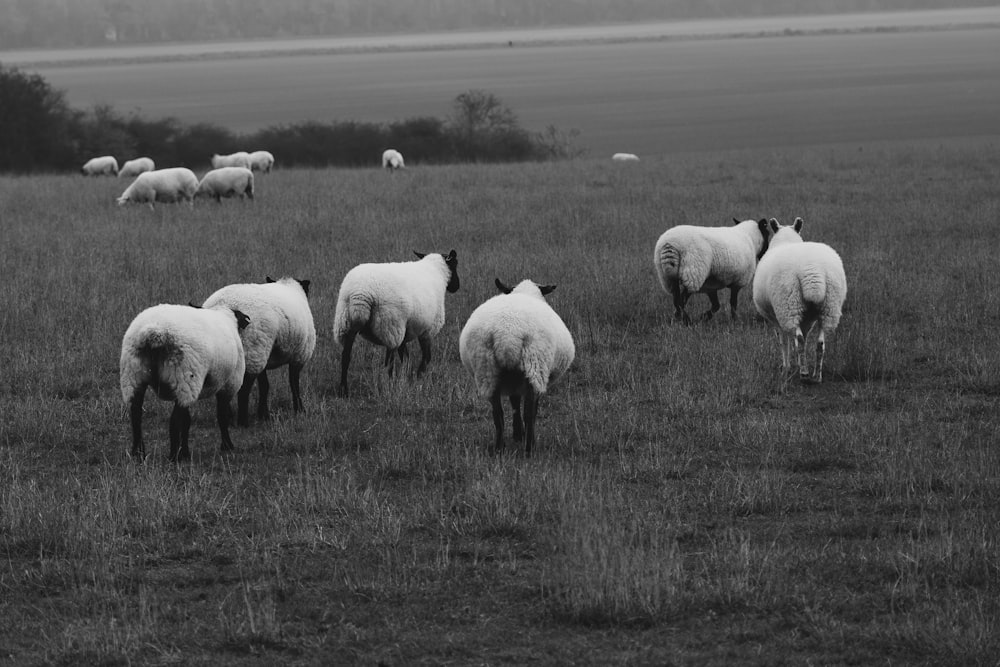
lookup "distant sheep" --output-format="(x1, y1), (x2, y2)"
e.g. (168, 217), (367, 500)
(653, 218), (771, 324)
(752, 217), (847, 382)
(117, 167), (199, 210)
(612, 153), (640, 162)
(118, 157), (155, 178)
(81, 155), (118, 176)
(195, 167), (255, 203)
(248, 150), (275, 173)
(334, 250), (459, 397)
(211, 151), (252, 169)
(200, 276), (316, 425)
(120, 303), (249, 461)
(459, 279), (575, 456)
(382, 149), (405, 170)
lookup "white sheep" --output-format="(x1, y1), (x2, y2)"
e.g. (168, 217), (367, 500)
(459, 279), (575, 456)
(382, 149), (405, 170)
(612, 153), (640, 162)
(116, 167), (199, 210)
(120, 303), (249, 462)
(248, 150), (275, 173)
(752, 217), (847, 383)
(199, 276), (316, 425)
(81, 155), (118, 176)
(195, 166), (255, 203)
(333, 250), (459, 397)
(211, 151), (252, 170)
(653, 218), (771, 324)
(118, 157), (155, 178)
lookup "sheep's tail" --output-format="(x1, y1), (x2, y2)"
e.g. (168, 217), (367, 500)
(333, 292), (372, 345)
(799, 273), (828, 307)
(124, 326), (182, 401)
(654, 241), (682, 290)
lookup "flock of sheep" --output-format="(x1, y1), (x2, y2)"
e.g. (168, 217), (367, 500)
(112, 150), (846, 462)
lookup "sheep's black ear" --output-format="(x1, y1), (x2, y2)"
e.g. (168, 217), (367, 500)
(298, 279), (311, 296)
(266, 276), (276, 283)
(769, 218), (781, 233)
(539, 284), (557, 296)
(793, 217), (804, 232)
(233, 309), (251, 331)
(188, 301), (201, 308)
(495, 278), (513, 294)
(413, 251), (426, 259)
(445, 249), (457, 262)
(733, 217), (741, 225)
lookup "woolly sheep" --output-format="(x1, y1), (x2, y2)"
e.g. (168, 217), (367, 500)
(118, 157), (155, 178)
(752, 217), (847, 383)
(199, 276), (316, 425)
(612, 153), (639, 162)
(81, 155), (118, 176)
(459, 279), (575, 456)
(653, 218), (771, 324)
(382, 149), (405, 170)
(116, 167), (199, 210)
(211, 151), (252, 169)
(120, 303), (249, 462)
(248, 150), (275, 173)
(195, 166), (255, 203)
(334, 250), (459, 397)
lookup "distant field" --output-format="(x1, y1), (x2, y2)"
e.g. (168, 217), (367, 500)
(14, 11), (1000, 156)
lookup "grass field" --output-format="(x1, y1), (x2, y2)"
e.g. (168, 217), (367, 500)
(2, 139), (999, 664)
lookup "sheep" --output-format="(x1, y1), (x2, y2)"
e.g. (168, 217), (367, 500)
(195, 166), (254, 203)
(199, 276), (316, 425)
(459, 279), (575, 456)
(382, 149), (405, 170)
(116, 167), (199, 210)
(120, 303), (249, 462)
(752, 217), (847, 383)
(81, 155), (118, 176)
(612, 153), (640, 162)
(248, 150), (275, 173)
(211, 151), (252, 169)
(653, 218), (771, 324)
(334, 250), (459, 397)
(118, 157), (155, 178)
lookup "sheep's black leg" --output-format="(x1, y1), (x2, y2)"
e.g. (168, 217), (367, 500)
(256, 371), (270, 421)
(417, 335), (432, 375)
(339, 332), (356, 397)
(129, 388), (146, 459)
(490, 391), (505, 455)
(523, 386), (539, 457)
(289, 363), (304, 413)
(236, 375), (254, 426)
(702, 290), (721, 321)
(669, 282), (689, 323)
(510, 394), (524, 442)
(169, 404), (192, 462)
(217, 394), (235, 452)
(728, 287), (741, 321)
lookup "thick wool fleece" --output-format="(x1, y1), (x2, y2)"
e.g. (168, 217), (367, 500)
(196, 167), (254, 200)
(653, 219), (765, 295)
(118, 167), (199, 206)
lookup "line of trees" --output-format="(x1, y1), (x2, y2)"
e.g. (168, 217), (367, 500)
(0, 65), (582, 174)
(0, 0), (990, 50)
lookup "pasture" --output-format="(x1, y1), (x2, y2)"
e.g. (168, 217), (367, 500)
(18, 16), (1000, 157)
(2, 140), (1000, 664)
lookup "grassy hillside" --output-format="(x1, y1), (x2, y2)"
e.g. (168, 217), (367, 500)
(2, 140), (999, 664)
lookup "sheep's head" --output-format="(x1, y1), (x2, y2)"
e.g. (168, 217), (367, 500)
(116, 195), (130, 206)
(496, 279), (556, 299)
(767, 217), (805, 247)
(414, 250), (460, 293)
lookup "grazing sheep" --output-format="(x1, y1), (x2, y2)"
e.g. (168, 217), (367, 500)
(248, 150), (275, 173)
(199, 276), (316, 425)
(612, 153), (640, 162)
(752, 217), (847, 382)
(382, 149), (405, 170)
(118, 157), (155, 178)
(195, 166), (255, 203)
(211, 151), (252, 169)
(120, 303), (249, 462)
(459, 279), (575, 456)
(116, 167), (199, 210)
(334, 250), (459, 397)
(81, 155), (118, 176)
(653, 218), (771, 324)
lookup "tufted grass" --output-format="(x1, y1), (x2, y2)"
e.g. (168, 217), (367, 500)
(2, 140), (1000, 664)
